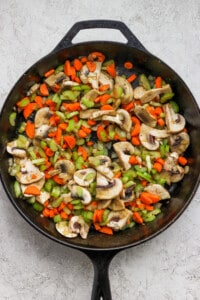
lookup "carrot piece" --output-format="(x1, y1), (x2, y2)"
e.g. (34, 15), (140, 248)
(86, 61), (96, 72)
(93, 209), (104, 223)
(114, 171), (122, 178)
(94, 223), (101, 231)
(73, 58), (83, 71)
(87, 141), (94, 146)
(155, 76), (162, 88)
(62, 102), (81, 112)
(122, 101), (134, 112)
(81, 126), (91, 135)
(23, 103), (38, 119)
(99, 226), (113, 235)
(156, 158), (165, 165)
(55, 127), (62, 144)
(60, 211), (68, 220)
(178, 156), (188, 166)
(67, 203), (73, 210)
(40, 83), (49, 96)
(59, 123), (68, 130)
(140, 192), (160, 204)
(43, 207), (50, 217)
(100, 104), (114, 110)
(34, 96), (43, 108)
(154, 106), (163, 116)
(45, 99), (56, 111)
(64, 60), (72, 76)
(58, 202), (66, 212)
(43, 200), (49, 208)
(44, 68), (55, 77)
(78, 146), (88, 160)
(78, 129), (87, 138)
(145, 205), (154, 211)
(133, 211), (143, 224)
(25, 121), (35, 138)
(106, 63), (116, 78)
(147, 106), (157, 117)
(24, 185), (41, 196)
(131, 117), (141, 137)
(53, 175), (65, 185)
(137, 203), (145, 210)
(141, 180), (148, 187)
(87, 119), (96, 126)
(45, 147), (54, 157)
(99, 84), (110, 92)
(97, 125), (108, 141)
(157, 118), (165, 127)
(127, 73), (137, 83)
(89, 51), (105, 62)
(153, 162), (163, 173)
(64, 135), (76, 149)
(124, 61), (133, 69)
(99, 94), (111, 104)
(129, 155), (139, 165)
(80, 56), (88, 63)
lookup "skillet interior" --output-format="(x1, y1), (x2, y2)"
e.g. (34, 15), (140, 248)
(1, 41), (200, 251)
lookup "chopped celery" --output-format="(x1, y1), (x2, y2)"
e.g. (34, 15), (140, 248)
(53, 214), (62, 223)
(51, 186), (61, 198)
(142, 213), (156, 222)
(17, 135), (28, 148)
(124, 181), (135, 188)
(76, 138), (85, 146)
(44, 179), (55, 192)
(136, 171), (152, 182)
(76, 186), (83, 198)
(139, 74), (151, 90)
(82, 210), (93, 223)
(81, 98), (95, 108)
(73, 204), (84, 210)
(67, 119), (75, 132)
(9, 112), (17, 126)
(72, 84), (91, 91)
(65, 111), (79, 119)
(55, 64), (64, 74)
(40, 140), (47, 149)
(49, 139), (58, 152)
(61, 90), (80, 101)
(75, 156), (84, 169)
(52, 197), (63, 208)
(27, 197), (35, 204)
(38, 147), (46, 158)
(160, 92), (174, 103)
(18, 122), (26, 133)
(17, 97), (30, 108)
(71, 199), (82, 205)
(56, 111), (65, 120)
(14, 181), (21, 198)
(32, 202), (43, 212)
(31, 158), (46, 165)
(170, 100), (179, 113)
(102, 209), (110, 223)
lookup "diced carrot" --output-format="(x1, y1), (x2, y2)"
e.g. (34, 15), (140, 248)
(78, 146), (88, 160)
(89, 52), (105, 62)
(78, 129), (87, 138)
(62, 102), (81, 111)
(24, 185), (41, 196)
(131, 136), (141, 147)
(145, 205), (154, 211)
(140, 192), (160, 204)
(73, 58), (83, 71)
(131, 116), (141, 136)
(133, 211), (143, 224)
(80, 56), (88, 63)
(124, 61), (133, 69)
(60, 211), (68, 220)
(129, 155), (139, 165)
(154, 106), (163, 116)
(156, 158), (165, 165)
(155, 76), (162, 88)
(97, 125), (108, 141)
(44, 68), (55, 77)
(113, 171), (122, 178)
(141, 180), (148, 186)
(99, 226), (113, 235)
(122, 101), (134, 112)
(87, 141), (94, 146)
(127, 73), (137, 83)
(81, 126), (91, 135)
(86, 61), (96, 72)
(34, 96), (43, 108)
(157, 118), (165, 127)
(64, 135), (76, 149)
(58, 202), (66, 212)
(93, 209), (104, 223)
(87, 119), (96, 126)
(106, 63), (116, 78)
(67, 203), (73, 210)
(53, 175), (65, 185)
(25, 121), (35, 138)
(55, 127), (62, 144)
(45, 147), (54, 157)
(99, 94), (111, 105)
(23, 103), (38, 119)
(94, 223), (101, 231)
(99, 84), (110, 92)
(59, 123), (68, 130)
(153, 162), (163, 173)
(43, 208), (50, 217)
(64, 60), (73, 76)
(40, 83), (49, 96)
(178, 156), (188, 166)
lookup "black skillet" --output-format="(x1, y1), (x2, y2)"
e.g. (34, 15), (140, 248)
(0, 20), (200, 300)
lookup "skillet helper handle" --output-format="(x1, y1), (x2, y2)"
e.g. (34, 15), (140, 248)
(53, 19), (147, 52)
(85, 250), (118, 300)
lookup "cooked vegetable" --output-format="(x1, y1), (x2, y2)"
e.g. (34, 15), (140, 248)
(6, 51), (190, 239)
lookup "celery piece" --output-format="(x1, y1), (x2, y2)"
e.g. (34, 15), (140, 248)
(52, 197), (63, 208)
(71, 199), (82, 205)
(27, 197), (36, 204)
(53, 214), (62, 223)
(134, 183), (144, 193)
(67, 119), (75, 132)
(44, 179), (55, 192)
(143, 213), (156, 222)
(82, 210), (93, 223)
(63, 207), (71, 215)
(51, 186), (61, 198)
(139, 74), (151, 90)
(76, 186), (83, 198)
(102, 59), (115, 67)
(31, 158), (46, 165)
(61, 90), (80, 101)
(136, 171), (152, 182)
(53, 151), (60, 164)
(113, 85), (123, 98)
(56, 111), (65, 120)
(49, 139), (58, 152)
(38, 147), (46, 158)
(9, 112), (17, 126)
(170, 101), (179, 113)
(18, 97), (30, 108)
(122, 176), (129, 184)
(76, 138), (85, 146)
(40, 140), (47, 149)
(102, 209), (110, 223)
(81, 98), (95, 108)
(124, 181), (135, 188)
(160, 92), (174, 103)
(75, 157), (84, 170)
(65, 111), (79, 119)
(55, 64), (64, 74)
(72, 84), (91, 91)
(14, 181), (21, 198)
(18, 122), (26, 133)
(134, 165), (147, 173)
(28, 150), (37, 160)
(72, 151), (78, 161)
(85, 172), (95, 182)
(73, 204), (84, 210)
(108, 129), (115, 140)
(152, 208), (161, 215)
(52, 93), (61, 104)
(32, 202), (43, 212)
(17, 135), (28, 148)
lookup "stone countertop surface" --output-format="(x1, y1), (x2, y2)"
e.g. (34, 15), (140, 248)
(0, 1), (200, 299)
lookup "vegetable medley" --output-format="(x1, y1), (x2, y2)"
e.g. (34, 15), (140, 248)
(7, 51), (190, 239)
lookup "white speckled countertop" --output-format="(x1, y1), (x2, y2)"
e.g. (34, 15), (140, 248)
(0, 1), (200, 299)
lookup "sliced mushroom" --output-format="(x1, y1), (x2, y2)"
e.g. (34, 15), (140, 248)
(80, 62), (102, 89)
(16, 159), (44, 184)
(107, 209), (132, 231)
(164, 103), (185, 133)
(60, 193), (73, 204)
(73, 168), (96, 187)
(97, 200), (112, 209)
(90, 109), (116, 120)
(27, 83), (40, 96)
(160, 152), (185, 184)
(133, 84), (172, 104)
(71, 185), (92, 205)
(79, 109), (98, 119)
(21, 176), (45, 197)
(69, 215), (90, 239)
(121, 184), (135, 202)
(80, 89), (100, 110)
(34, 107), (53, 128)
(34, 124), (50, 139)
(99, 71), (113, 90)
(144, 184), (170, 200)
(169, 132), (190, 154)
(7, 141), (27, 158)
(134, 105), (157, 127)
(54, 160), (75, 183)
(109, 198), (125, 211)
(45, 71), (66, 88)
(56, 221), (78, 238)
(139, 124), (169, 150)
(88, 156), (114, 179)
(113, 142), (135, 170)
(115, 76), (134, 104)
(96, 173), (123, 200)
(102, 109), (132, 133)
(35, 190), (51, 204)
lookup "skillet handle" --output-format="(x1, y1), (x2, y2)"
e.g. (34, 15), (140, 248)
(53, 19), (147, 52)
(85, 250), (119, 300)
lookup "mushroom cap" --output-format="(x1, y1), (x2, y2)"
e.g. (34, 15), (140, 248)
(115, 76), (134, 104)
(107, 209), (132, 230)
(108, 198), (125, 211)
(71, 185), (92, 205)
(54, 159), (75, 182)
(164, 103), (186, 133)
(36, 191), (51, 204)
(80, 62), (102, 89)
(45, 71), (66, 88)
(21, 176), (45, 197)
(88, 155), (114, 179)
(144, 184), (170, 200)
(16, 159), (44, 184)
(34, 124), (50, 139)
(113, 141), (135, 170)
(160, 152), (185, 184)
(96, 173), (123, 200)
(134, 84), (172, 104)
(139, 124), (169, 150)
(134, 105), (157, 127)
(34, 107), (52, 128)
(69, 215), (90, 239)
(99, 71), (114, 90)
(80, 89), (100, 110)
(73, 168), (96, 187)
(7, 141), (27, 158)
(56, 221), (78, 238)
(102, 109), (132, 133)
(169, 132), (190, 154)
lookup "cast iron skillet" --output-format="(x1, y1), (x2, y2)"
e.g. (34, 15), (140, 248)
(1, 20), (200, 300)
